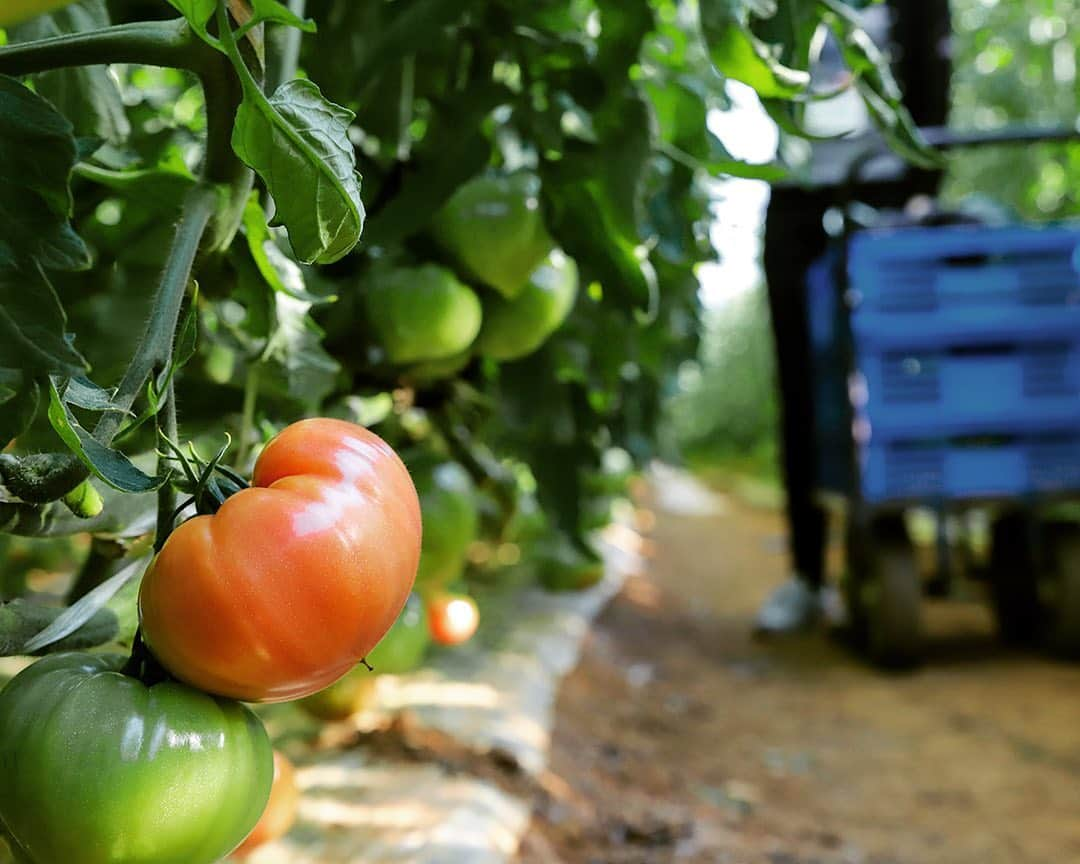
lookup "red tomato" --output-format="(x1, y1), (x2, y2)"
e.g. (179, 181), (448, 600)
(139, 419), (422, 702)
(232, 751), (300, 858)
(427, 593), (479, 646)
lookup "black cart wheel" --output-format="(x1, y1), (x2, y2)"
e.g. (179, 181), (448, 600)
(1041, 524), (1080, 658)
(846, 514), (923, 669)
(988, 512), (1040, 644)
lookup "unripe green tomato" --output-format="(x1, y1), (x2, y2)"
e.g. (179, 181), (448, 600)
(431, 173), (554, 299)
(298, 668), (376, 722)
(365, 593), (430, 674)
(0, 653), (273, 864)
(412, 460), (479, 587)
(62, 479), (104, 519)
(0, 0), (77, 26)
(476, 249), (578, 361)
(405, 350), (472, 385)
(366, 265), (482, 364)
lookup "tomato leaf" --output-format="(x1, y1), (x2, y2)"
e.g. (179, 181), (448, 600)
(62, 376), (127, 413)
(820, 1), (941, 169)
(19, 555), (148, 654)
(231, 78), (365, 264)
(241, 195), (334, 303)
(10, 1), (130, 145)
(47, 380), (164, 493)
(0, 371), (41, 450)
(247, 0), (315, 32)
(261, 294), (340, 409)
(0, 75), (90, 272)
(164, 0), (218, 45)
(700, 0), (810, 99)
(0, 263), (88, 378)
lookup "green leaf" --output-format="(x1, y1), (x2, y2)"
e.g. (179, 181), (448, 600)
(11, 1), (130, 145)
(0, 75), (90, 272)
(0, 598), (117, 657)
(364, 84), (511, 247)
(62, 376), (126, 413)
(0, 371), (40, 449)
(241, 195), (333, 303)
(248, 0), (315, 32)
(19, 554), (147, 654)
(76, 161), (197, 210)
(46, 380), (163, 493)
(231, 78), (365, 264)
(164, 0), (217, 45)
(0, 263), (87, 377)
(261, 293), (340, 409)
(700, 0), (810, 99)
(820, 2), (941, 169)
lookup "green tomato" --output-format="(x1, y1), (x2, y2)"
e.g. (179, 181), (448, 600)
(405, 350), (473, 385)
(476, 249), (578, 361)
(298, 668), (376, 722)
(366, 265), (482, 364)
(432, 173), (554, 299)
(366, 593), (430, 675)
(411, 460), (478, 587)
(0, 653), (272, 864)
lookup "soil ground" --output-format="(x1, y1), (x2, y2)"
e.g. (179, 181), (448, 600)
(517, 481), (1080, 864)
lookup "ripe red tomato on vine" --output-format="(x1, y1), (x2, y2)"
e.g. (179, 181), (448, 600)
(139, 418), (422, 702)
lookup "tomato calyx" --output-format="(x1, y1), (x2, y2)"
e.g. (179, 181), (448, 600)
(160, 435), (250, 517)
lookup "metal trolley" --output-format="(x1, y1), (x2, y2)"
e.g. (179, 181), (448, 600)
(808, 127), (1080, 667)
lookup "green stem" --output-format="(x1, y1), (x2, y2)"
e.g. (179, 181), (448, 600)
(154, 381), (179, 553)
(234, 361), (261, 470)
(95, 185), (218, 445)
(265, 0), (307, 92)
(0, 18), (198, 76)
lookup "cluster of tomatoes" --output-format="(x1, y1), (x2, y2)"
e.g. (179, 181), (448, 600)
(0, 419), (481, 864)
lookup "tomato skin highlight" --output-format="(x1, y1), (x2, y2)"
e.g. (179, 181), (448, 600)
(0, 653), (273, 864)
(427, 593), (480, 646)
(232, 751), (300, 857)
(139, 418), (422, 702)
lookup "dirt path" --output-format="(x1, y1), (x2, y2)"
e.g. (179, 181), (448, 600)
(518, 479), (1080, 864)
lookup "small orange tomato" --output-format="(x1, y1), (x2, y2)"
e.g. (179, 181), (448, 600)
(232, 751), (300, 858)
(427, 593), (479, 646)
(139, 419), (422, 702)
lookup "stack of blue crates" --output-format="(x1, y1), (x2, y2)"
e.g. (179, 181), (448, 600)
(809, 222), (1080, 504)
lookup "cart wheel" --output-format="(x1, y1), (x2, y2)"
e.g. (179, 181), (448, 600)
(988, 512), (1040, 644)
(849, 515), (923, 669)
(1041, 524), (1080, 658)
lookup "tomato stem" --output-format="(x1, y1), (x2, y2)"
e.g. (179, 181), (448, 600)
(154, 381), (179, 554)
(0, 18), (196, 76)
(121, 629), (170, 685)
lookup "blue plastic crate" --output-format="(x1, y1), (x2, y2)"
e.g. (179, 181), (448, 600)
(862, 434), (1080, 504)
(858, 341), (1080, 440)
(848, 222), (1080, 350)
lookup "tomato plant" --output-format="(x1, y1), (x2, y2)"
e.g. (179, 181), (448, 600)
(0, 0), (931, 852)
(0, 653), (273, 864)
(139, 419), (421, 702)
(232, 750), (300, 858)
